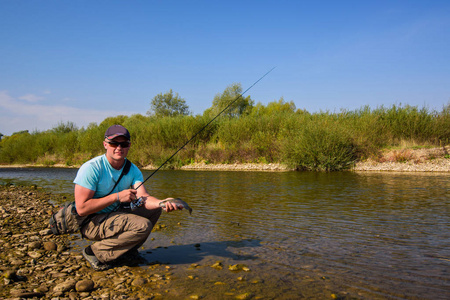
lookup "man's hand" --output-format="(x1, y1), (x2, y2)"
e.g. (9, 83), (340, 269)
(160, 198), (184, 212)
(117, 189), (138, 203)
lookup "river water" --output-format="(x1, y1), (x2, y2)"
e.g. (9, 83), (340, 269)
(1, 168), (449, 299)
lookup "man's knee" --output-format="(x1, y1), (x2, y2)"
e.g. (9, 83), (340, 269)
(132, 217), (152, 237)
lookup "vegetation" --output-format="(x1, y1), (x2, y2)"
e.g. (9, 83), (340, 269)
(1, 86), (448, 171)
(147, 89), (190, 117)
(203, 83), (254, 118)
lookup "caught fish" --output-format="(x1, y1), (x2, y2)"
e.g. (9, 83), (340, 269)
(159, 198), (193, 215)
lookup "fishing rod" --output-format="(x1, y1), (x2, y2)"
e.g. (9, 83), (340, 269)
(134, 67), (276, 193)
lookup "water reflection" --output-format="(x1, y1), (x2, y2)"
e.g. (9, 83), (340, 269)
(144, 239), (261, 265)
(1, 168), (449, 299)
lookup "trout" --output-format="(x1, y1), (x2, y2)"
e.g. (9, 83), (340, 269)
(159, 198), (193, 215)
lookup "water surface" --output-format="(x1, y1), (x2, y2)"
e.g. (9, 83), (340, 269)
(1, 168), (449, 299)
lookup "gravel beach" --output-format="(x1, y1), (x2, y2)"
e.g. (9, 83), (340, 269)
(0, 185), (192, 300)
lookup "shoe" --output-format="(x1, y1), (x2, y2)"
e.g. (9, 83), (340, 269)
(82, 247), (111, 271)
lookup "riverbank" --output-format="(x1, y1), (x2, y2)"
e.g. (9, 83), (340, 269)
(1, 147), (449, 172)
(181, 146), (450, 172)
(0, 185), (174, 299)
(0, 185), (226, 299)
(353, 146), (450, 172)
(0, 185), (350, 300)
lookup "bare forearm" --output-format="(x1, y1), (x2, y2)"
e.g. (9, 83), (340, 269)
(143, 195), (163, 210)
(75, 184), (134, 216)
(76, 193), (117, 216)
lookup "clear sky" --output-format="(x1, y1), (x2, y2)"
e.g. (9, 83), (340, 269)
(1, 1), (449, 136)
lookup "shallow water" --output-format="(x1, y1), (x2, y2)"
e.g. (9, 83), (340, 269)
(1, 168), (449, 299)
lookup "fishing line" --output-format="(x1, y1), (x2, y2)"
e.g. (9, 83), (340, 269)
(135, 67), (276, 190)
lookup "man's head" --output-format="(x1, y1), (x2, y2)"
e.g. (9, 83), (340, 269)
(103, 125), (131, 164)
(104, 125), (131, 140)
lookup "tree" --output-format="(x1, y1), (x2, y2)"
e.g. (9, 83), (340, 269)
(251, 97), (297, 116)
(147, 89), (190, 117)
(204, 83), (254, 118)
(52, 121), (78, 134)
(12, 130), (29, 136)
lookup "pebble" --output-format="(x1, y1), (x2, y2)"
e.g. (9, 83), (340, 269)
(76, 279), (95, 292)
(43, 241), (58, 251)
(53, 279), (76, 292)
(28, 241), (42, 249)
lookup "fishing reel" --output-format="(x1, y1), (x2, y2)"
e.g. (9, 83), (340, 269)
(130, 197), (145, 210)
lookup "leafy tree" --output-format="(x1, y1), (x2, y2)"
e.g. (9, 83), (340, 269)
(12, 130), (29, 135)
(251, 97), (297, 116)
(204, 83), (254, 118)
(147, 89), (190, 117)
(52, 121), (78, 134)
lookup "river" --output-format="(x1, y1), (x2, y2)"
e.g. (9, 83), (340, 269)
(1, 167), (449, 299)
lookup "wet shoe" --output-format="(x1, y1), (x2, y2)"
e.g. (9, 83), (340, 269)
(82, 247), (111, 271)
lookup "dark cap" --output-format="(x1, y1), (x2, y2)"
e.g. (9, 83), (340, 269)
(105, 125), (130, 140)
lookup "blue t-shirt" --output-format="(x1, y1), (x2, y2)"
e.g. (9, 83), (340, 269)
(73, 154), (144, 214)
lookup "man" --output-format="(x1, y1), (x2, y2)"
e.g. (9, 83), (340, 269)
(74, 124), (179, 270)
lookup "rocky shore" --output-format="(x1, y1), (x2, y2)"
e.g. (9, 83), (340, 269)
(3, 185), (314, 300)
(0, 185), (191, 300)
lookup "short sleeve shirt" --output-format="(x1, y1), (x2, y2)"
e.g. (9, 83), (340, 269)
(73, 154), (144, 214)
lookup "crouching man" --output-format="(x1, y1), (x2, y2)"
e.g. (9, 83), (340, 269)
(74, 124), (179, 270)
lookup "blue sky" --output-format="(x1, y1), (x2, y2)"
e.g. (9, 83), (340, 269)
(1, 1), (449, 136)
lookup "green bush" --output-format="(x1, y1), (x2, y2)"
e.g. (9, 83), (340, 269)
(281, 116), (357, 171)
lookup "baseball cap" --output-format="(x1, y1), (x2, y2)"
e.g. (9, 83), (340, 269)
(105, 125), (131, 140)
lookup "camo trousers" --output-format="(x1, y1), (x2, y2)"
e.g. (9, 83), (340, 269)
(81, 206), (162, 263)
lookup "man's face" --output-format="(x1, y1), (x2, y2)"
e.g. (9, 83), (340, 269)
(103, 136), (131, 162)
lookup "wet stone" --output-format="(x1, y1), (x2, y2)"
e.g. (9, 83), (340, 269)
(132, 277), (148, 286)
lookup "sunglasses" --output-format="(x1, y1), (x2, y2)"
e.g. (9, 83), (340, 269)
(106, 141), (130, 148)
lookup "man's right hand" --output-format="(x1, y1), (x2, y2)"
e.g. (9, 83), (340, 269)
(117, 189), (138, 203)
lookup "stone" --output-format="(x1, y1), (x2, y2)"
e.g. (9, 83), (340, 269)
(131, 277), (147, 286)
(53, 279), (76, 293)
(10, 258), (25, 266)
(28, 241), (42, 250)
(236, 293), (254, 300)
(39, 229), (53, 236)
(76, 279), (95, 292)
(28, 251), (43, 259)
(43, 241), (57, 251)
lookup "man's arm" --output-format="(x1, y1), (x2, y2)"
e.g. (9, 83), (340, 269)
(134, 183), (179, 212)
(74, 184), (137, 216)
